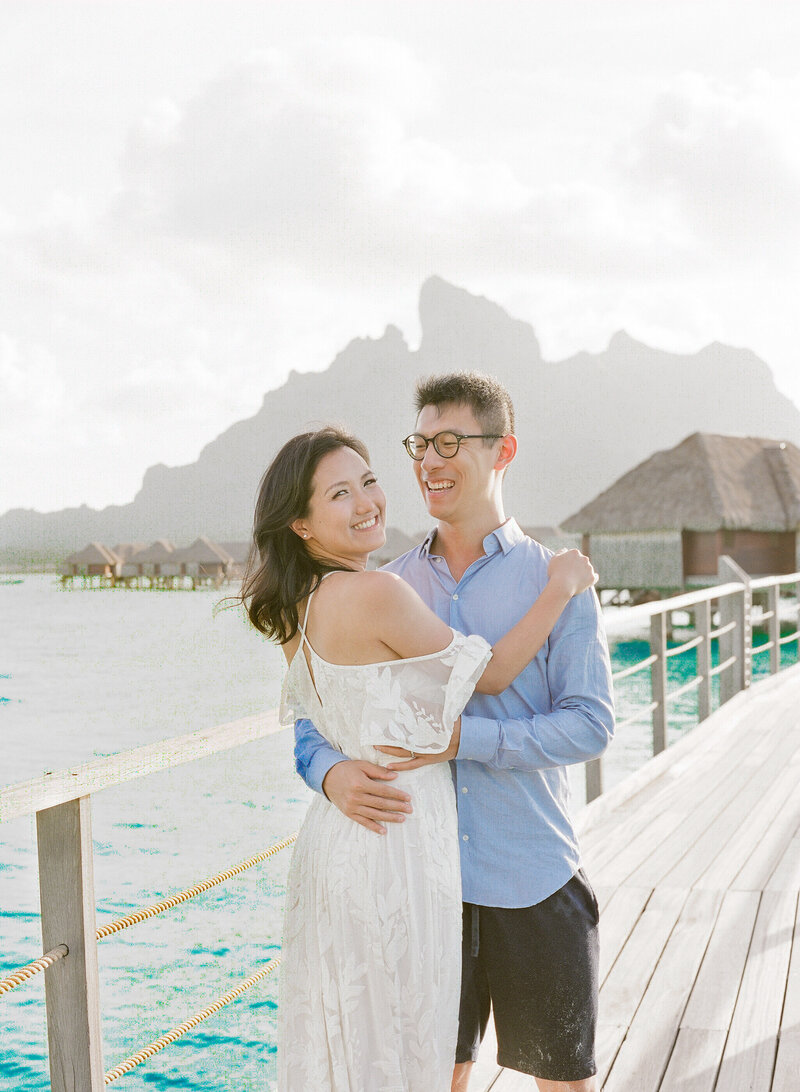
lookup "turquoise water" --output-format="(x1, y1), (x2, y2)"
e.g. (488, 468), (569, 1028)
(1, 577), (797, 1090)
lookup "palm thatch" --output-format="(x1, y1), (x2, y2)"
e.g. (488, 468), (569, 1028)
(130, 540), (176, 563)
(562, 433), (800, 533)
(64, 542), (120, 566)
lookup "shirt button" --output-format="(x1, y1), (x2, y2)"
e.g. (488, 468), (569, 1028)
(461, 787), (468, 794)
(462, 834), (469, 842)
(453, 593), (459, 601)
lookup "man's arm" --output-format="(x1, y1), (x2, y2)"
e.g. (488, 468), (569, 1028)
(459, 588), (613, 769)
(386, 589), (614, 772)
(294, 718), (413, 834)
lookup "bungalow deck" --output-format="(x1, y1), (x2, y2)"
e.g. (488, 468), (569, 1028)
(474, 662), (800, 1091)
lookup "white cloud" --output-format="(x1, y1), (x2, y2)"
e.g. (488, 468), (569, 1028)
(622, 71), (800, 264)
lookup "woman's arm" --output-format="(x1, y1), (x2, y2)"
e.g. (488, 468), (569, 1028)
(371, 550), (597, 695)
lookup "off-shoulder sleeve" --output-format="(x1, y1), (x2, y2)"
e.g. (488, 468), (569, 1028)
(361, 631), (492, 754)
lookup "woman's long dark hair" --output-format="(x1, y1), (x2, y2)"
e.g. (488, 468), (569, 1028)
(238, 427), (370, 644)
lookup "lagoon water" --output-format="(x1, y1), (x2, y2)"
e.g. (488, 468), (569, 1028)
(1, 575), (795, 1090)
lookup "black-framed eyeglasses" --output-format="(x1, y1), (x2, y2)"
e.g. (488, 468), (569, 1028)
(401, 431), (503, 460)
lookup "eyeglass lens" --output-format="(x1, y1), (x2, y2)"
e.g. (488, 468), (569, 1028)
(405, 432), (461, 459)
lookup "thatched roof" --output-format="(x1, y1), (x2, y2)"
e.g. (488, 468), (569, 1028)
(111, 543), (148, 562)
(562, 433), (800, 533)
(133, 540), (176, 563)
(170, 537), (233, 564)
(64, 542), (119, 566)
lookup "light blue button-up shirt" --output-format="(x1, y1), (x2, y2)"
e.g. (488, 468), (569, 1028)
(294, 519), (615, 908)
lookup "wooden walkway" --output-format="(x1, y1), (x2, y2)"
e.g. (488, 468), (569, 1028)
(475, 662), (800, 1091)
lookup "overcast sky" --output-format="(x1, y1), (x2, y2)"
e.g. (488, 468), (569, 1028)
(3, 0), (800, 514)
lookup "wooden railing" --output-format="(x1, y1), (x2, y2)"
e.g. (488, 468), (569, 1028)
(0, 710), (284, 1091)
(585, 555), (800, 803)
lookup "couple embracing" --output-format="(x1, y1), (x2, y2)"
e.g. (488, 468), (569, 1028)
(240, 371), (615, 1091)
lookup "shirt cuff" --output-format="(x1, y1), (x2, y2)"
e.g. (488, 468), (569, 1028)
(456, 714), (499, 764)
(306, 749), (349, 796)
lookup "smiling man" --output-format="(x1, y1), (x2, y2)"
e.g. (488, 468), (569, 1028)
(294, 371), (615, 1092)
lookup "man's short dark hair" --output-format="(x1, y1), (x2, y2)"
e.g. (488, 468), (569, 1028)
(414, 371), (515, 439)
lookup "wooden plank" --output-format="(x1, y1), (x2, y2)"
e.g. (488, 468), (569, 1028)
(602, 889), (723, 1092)
(716, 890), (796, 1089)
(37, 797), (104, 1092)
(680, 889), (760, 1032)
(659, 1028), (725, 1092)
(598, 885), (652, 984)
(774, 893), (800, 1092)
(691, 735), (800, 893)
(596, 1023), (627, 1086)
(730, 772), (800, 892)
(766, 826), (800, 893)
(581, 692), (776, 883)
(774, 1029), (800, 1092)
(628, 705), (797, 890)
(0, 708), (282, 821)
(599, 886), (687, 1029)
(598, 711), (781, 891)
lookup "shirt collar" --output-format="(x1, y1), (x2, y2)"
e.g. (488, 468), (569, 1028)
(420, 517), (524, 558)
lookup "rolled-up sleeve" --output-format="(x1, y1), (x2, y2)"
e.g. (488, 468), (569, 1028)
(294, 718), (347, 795)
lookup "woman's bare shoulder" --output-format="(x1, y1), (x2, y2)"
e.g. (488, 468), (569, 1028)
(320, 569), (418, 613)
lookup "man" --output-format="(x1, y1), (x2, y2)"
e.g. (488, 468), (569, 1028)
(295, 371), (614, 1091)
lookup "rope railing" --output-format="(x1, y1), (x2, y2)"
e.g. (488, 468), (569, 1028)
(0, 833), (297, 1003)
(96, 832), (298, 940)
(103, 957), (281, 1084)
(0, 945), (69, 996)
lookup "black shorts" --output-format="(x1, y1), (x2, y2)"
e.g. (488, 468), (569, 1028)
(455, 869), (600, 1081)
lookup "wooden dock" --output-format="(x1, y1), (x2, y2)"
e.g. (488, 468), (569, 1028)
(475, 662), (800, 1091)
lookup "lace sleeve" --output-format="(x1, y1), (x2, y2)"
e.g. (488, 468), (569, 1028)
(361, 632), (492, 754)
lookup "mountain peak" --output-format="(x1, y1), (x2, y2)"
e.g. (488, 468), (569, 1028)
(418, 276), (541, 366)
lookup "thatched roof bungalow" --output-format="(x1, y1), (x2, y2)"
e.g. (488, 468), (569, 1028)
(121, 540), (175, 577)
(562, 433), (800, 590)
(112, 543), (149, 578)
(61, 542), (120, 578)
(165, 537), (233, 579)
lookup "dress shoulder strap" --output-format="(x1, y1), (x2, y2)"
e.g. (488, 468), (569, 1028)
(297, 571), (337, 648)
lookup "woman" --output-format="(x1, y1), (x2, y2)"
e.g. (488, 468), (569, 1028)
(240, 427), (597, 1092)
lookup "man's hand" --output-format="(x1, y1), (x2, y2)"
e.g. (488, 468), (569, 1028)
(321, 760), (413, 834)
(377, 718), (461, 772)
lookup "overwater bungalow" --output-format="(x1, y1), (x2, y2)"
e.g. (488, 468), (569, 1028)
(562, 432), (800, 594)
(124, 539), (176, 580)
(166, 537), (235, 586)
(112, 543), (149, 581)
(60, 542), (121, 586)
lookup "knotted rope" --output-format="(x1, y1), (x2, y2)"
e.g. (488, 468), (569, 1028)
(103, 958), (280, 1083)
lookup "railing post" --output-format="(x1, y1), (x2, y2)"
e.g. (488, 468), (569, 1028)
(767, 584), (780, 675)
(37, 796), (104, 1092)
(650, 611), (668, 755)
(718, 555), (750, 702)
(697, 598), (712, 721)
(585, 757), (603, 804)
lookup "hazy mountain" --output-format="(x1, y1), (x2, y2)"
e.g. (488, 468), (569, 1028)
(3, 276), (800, 561)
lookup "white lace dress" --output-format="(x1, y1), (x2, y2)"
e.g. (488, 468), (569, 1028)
(278, 590), (491, 1092)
